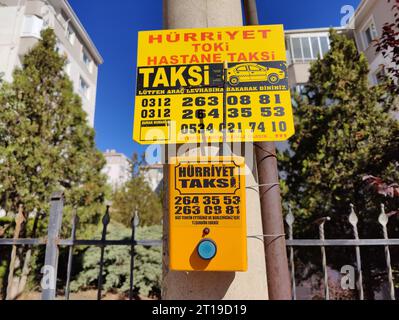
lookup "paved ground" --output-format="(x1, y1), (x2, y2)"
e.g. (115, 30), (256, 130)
(16, 290), (156, 300)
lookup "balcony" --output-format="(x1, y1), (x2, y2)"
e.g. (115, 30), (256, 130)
(20, 15), (43, 39)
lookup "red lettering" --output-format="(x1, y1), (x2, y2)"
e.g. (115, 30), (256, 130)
(227, 52), (236, 61)
(149, 34), (162, 44)
(192, 43), (201, 52)
(159, 56), (168, 65)
(181, 55), (190, 64)
(237, 53), (247, 62)
(170, 56), (179, 65)
(261, 52), (270, 60)
(248, 52), (259, 61)
(243, 30), (255, 39)
(201, 54), (211, 63)
(258, 29), (272, 39)
(201, 32), (214, 41)
(202, 43), (212, 52)
(190, 55), (200, 64)
(213, 43), (224, 52)
(147, 56), (157, 65)
(184, 33), (197, 42)
(213, 54), (222, 63)
(226, 31), (239, 40)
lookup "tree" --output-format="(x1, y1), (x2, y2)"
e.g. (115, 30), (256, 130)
(279, 30), (399, 297)
(111, 175), (163, 227)
(70, 223), (162, 298)
(0, 28), (107, 299)
(0, 28), (107, 214)
(281, 29), (399, 230)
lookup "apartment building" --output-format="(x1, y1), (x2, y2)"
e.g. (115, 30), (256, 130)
(286, 27), (344, 93)
(102, 150), (132, 191)
(141, 163), (164, 194)
(351, 0), (395, 85)
(286, 0), (395, 91)
(0, 0), (103, 126)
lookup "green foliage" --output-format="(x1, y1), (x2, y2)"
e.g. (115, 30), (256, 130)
(111, 176), (163, 227)
(0, 255), (8, 290)
(0, 28), (107, 215)
(280, 29), (399, 238)
(0, 29), (108, 297)
(70, 223), (162, 298)
(279, 29), (399, 297)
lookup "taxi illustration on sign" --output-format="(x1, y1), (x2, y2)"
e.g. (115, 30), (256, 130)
(227, 63), (286, 86)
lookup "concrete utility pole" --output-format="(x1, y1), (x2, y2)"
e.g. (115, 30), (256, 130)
(244, 0), (292, 300)
(162, 0), (269, 300)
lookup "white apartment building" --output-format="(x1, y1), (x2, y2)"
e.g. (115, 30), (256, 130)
(350, 0), (395, 85)
(141, 163), (163, 193)
(286, 0), (395, 92)
(102, 150), (132, 191)
(285, 27), (343, 92)
(0, 0), (103, 126)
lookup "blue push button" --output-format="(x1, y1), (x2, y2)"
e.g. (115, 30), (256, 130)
(197, 239), (217, 260)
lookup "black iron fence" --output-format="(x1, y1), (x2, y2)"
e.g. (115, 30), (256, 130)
(0, 192), (162, 300)
(0, 192), (398, 300)
(285, 204), (399, 300)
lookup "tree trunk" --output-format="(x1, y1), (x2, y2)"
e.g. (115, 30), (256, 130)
(16, 249), (33, 298)
(6, 205), (25, 300)
(15, 211), (41, 299)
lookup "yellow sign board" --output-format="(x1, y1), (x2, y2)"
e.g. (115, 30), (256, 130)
(133, 25), (295, 144)
(169, 157), (247, 272)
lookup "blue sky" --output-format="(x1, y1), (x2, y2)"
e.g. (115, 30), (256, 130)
(69, 0), (360, 159)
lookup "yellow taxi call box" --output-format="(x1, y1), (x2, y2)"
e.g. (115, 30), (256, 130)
(133, 25), (295, 145)
(169, 156), (247, 272)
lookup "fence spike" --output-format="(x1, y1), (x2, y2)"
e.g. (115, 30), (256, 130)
(98, 205), (110, 301)
(378, 203), (396, 300)
(349, 204), (359, 227)
(285, 205), (295, 227)
(316, 215), (330, 300)
(378, 204), (388, 227)
(133, 210), (140, 228)
(349, 205), (364, 300)
(102, 206), (111, 226)
(314, 216), (331, 226)
(74, 213), (80, 226)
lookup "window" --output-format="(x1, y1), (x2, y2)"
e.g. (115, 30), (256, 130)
(301, 38), (312, 59)
(320, 37), (330, 56)
(55, 40), (63, 54)
(249, 65), (262, 71)
(21, 15), (43, 38)
(292, 38), (302, 61)
(66, 24), (75, 45)
(65, 59), (71, 76)
(43, 18), (50, 28)
(289, 35), (331, 63)
(363, 20), (378, 48)
(311, 37), (321, 59)
(237, 66), (247, 72)
(82, 50), (92, 71)
(79, 76), (89, 99)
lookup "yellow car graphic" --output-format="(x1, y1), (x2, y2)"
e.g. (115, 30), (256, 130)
(227, 63), (286, 86)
